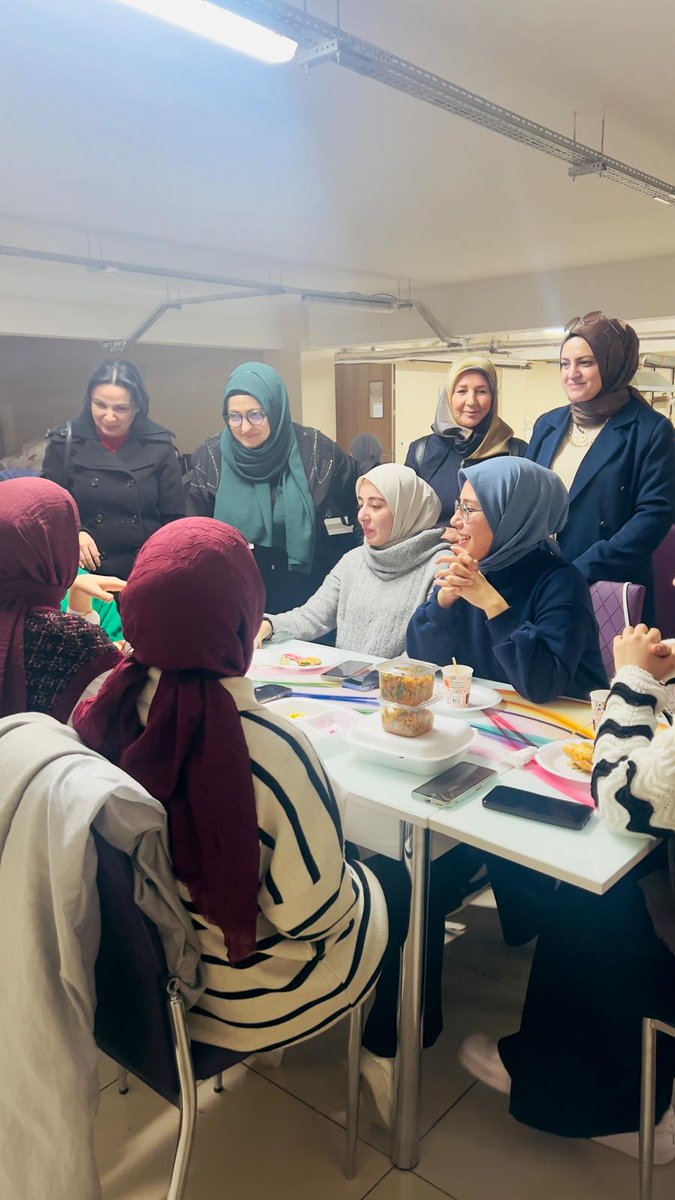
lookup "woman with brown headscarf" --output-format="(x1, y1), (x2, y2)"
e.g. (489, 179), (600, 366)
(526, 313), (675, 621)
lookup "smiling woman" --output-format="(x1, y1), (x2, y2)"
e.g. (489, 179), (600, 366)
(526, 314), (675, 620)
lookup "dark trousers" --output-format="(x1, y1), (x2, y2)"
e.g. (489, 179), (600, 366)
(499, 853), (675, 1138)
(361, 844), (491, 1058)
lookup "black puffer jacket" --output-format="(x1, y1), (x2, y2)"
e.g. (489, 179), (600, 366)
(42, 408), (185, 578)
(187, 424), (360, 611)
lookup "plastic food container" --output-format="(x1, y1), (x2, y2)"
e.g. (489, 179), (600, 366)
(378, 657), (438, 707)
(346, 714), (476, 774)
(380, 698), (435, 738)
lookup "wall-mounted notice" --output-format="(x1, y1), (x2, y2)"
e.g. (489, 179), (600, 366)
(369, 381), (384, 419)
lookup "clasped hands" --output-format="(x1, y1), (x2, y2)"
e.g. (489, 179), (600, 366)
(613, 624), (675, 682)
(433, 549), (508, 619)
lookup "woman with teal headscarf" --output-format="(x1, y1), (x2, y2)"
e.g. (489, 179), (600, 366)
(188, 363), (359, 611)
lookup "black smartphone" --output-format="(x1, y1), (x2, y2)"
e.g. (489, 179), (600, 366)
(482, 785), (593, 830)
(412, 761), (497, 804)
(321, 659), (372, 681)
(254, 683), (293, 703)
(343, 669), (381, 691)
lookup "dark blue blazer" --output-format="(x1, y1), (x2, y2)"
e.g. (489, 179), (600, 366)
(526, 395), (675, 614)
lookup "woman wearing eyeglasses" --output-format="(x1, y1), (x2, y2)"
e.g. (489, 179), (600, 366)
(187, 363), (359, 611)
(407, 457), (607, 702)
(526, 313), (675, 622)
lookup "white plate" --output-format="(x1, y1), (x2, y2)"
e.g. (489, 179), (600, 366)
(535, 738), (593, 784)
(257, 649), (329, 673)
(435, 683), (503, 717)
(345, 714), (476, 774)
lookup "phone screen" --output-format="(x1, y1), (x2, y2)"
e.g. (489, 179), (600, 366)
(343, 670), (381, 691)
(482, 786), (593, 830)
(412, 762), (497, 804)
(254, 684), (293, 703)
(322, 660), (372, 681)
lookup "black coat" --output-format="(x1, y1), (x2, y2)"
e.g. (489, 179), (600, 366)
(42, 408), (185, 578)
(405, 432), (527, 521)
(186, 424), (360, 611)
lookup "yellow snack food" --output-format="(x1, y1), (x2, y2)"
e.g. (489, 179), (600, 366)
(563, 741), (594, 775)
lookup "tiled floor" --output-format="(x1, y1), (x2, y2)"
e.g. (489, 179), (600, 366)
(96, 896), (675, 1199)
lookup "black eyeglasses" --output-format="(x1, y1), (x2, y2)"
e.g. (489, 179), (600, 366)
(226, 410), (267, 429)
(564, 311), (626, 338)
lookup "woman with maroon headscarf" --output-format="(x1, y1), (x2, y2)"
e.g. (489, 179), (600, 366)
(74, 518), (389, 1053)
(526, 312), (675, 621)
(0, 477), (123, 722)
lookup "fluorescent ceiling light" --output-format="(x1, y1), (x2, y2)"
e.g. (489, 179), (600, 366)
(110, 0), (297, 63)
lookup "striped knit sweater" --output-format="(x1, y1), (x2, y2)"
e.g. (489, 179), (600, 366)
(592, 665), (675, 835)
(136, 671), (388, 1052)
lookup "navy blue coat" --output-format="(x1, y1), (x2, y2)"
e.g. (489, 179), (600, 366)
(525, 396), (675, 619)
(406, 546), (607, 703)
(405, 432), (526, 522)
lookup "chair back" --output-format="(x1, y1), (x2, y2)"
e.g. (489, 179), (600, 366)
(590, 580), (646, 678)
(653, 526), (675, 639)
(93, 830), (184, 1105)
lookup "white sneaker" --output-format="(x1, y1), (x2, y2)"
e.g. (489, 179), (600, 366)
(458, 1033), (511, 1096)
(593, 1106), (675, 1164)
(360, 1049), (395, 1126)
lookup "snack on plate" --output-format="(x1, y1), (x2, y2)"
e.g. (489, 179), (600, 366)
(279, 653), (322, 667)
(381, 701), (434, 738)
(379, 657), (437, 706)
(563, 740), (594, 775)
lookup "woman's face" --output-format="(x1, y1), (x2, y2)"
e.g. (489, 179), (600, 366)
(450, 371), (493, 428)
(449, 481), (494, 561)
(90, 384), (137, 437)
(560, 337), (603, 405)
(357, 479), (395, 547)
(225, 393), (271, 449)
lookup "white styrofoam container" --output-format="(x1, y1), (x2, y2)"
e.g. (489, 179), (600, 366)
(345, 714), (476, 774)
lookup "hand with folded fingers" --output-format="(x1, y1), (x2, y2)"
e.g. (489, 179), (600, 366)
(434, 549), (509, 618)
(69, 573), (127, 614)
(613, 624), (675, 681)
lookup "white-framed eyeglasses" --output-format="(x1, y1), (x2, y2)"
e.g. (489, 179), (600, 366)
(226, 409), (267, 428)
(454, 499), (483, 520)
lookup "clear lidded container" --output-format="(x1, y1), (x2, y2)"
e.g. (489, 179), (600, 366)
(380, 697), (435, 738)
(378, 657), (438, 707)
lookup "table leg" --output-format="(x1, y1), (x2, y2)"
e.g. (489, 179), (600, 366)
(391, 821), (429, 1169)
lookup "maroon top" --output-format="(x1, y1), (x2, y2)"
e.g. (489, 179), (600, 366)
(0, 476), (119, 716)
(74, 518), (265, 963)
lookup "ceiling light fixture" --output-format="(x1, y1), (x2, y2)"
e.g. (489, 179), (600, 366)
(109, 0), (297, 63)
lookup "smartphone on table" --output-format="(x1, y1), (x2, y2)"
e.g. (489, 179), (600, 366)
(412, 762), (497, 805)
(343, 669), (380, 691)
(482, 785), (593, 830)
(254, 683), (293, 704)
(321, 660), (373, 682)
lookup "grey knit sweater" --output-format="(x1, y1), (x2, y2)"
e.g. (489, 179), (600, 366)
(268, 527), (447, 658)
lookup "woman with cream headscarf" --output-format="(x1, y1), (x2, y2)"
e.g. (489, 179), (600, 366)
(526, 313), (675, 622)
(257, 463), (445, 658)
(405, 354), (526, 523)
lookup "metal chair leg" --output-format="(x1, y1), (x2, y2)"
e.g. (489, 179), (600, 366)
(344, 1004), (364, 1179)
(166, 981), (198, 1200)
(117, 1066), (129, 1095)
(213, 1071), (224, 1093)
(640, 1018), (657, 1200)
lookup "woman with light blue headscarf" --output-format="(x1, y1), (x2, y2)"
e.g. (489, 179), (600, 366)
(407, 457), (607, 701)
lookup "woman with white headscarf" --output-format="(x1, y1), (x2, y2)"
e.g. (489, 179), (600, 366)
(407, 457), (607, 701)
(257, 463), (444, 658)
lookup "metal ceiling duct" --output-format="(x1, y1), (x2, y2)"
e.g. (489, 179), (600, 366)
(221, 0), (675, 206)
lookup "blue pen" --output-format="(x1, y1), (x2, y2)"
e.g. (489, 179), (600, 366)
(290, 690), (380, 707)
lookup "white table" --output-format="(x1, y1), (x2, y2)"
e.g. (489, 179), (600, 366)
(253, 644), (657, 1169)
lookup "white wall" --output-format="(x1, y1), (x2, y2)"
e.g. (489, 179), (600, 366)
(392, 363), (447, 462)
(301, 349), (337, 440)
